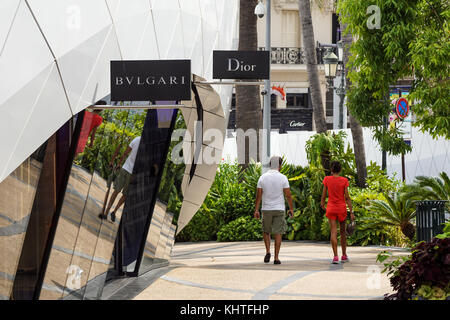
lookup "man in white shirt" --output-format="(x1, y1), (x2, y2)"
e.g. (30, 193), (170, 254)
(100, 136), (141, 222)
(254, 156), (294, 264)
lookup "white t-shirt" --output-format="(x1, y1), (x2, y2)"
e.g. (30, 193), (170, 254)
(122, 136), (141, 174)
(257, 170), (290, 211)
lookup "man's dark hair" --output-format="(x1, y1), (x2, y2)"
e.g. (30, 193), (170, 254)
(330, 161), (342, 173)
(269, 156), (283, 169)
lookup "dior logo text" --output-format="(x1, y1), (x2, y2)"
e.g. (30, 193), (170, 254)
(227, 58), (256, 72)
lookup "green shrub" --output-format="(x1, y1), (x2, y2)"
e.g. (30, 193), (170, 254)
(305, 131), (357, 180)
(176, 203), (218, 242)
(378, 238), (450, 300)
(366, 161), (404, 194)
(217, 216), (263, 242)
(207, 162), (256, 226)
(285, 165), (327, 241)
(348, 187), (409, 246)
(436, 221), (450, 239)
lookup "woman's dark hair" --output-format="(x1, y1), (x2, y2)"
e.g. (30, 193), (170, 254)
(91, 100), (107, 113)
(330, 161), (342, 173)
(95, 100), (107, 105)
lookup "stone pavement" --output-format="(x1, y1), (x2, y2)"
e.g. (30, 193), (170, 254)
(133, 241), (409, 300)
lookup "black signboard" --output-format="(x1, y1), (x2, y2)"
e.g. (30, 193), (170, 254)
(110, 60), (191, 101)
(213, 50), (270, 80)
(227, 108), (313, 132)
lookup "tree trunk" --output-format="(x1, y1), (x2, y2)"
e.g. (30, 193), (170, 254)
(400, 221), (416, 240)
(341, 22), (367, 187)
(349, 116), (367, 187)
(235, 0), (262, 168)
(298, 0), (327, 134)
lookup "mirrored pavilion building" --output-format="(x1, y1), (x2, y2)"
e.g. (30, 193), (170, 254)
(0, 0), (238, 300)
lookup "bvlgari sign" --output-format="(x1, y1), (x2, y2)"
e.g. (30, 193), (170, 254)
(110, 60), (191, 101)
(213, 50), (270, 80)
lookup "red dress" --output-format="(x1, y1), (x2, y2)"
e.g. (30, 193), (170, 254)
(76, 111), (103, 154)
(323, 175), (349, 222)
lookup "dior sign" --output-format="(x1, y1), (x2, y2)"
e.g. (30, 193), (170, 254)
(111, 60), (191, 101)
(213, 50), (270, 80)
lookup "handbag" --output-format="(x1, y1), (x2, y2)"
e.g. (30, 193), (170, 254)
(346, 212), (356, 236)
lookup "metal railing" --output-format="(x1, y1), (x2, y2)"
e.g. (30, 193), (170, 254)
(259, 47), (305, 64)
(259, 46), (336, 65)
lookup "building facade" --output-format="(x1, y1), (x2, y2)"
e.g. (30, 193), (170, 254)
(227, 0), (345, 133)
(0, 0), (238, 300)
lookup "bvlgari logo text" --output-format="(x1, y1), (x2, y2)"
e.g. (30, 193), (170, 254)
(115, 75), (187, 86)
(110, 60), (191, 101)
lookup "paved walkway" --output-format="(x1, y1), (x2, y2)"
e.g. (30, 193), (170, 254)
(134, 241), (408, 300)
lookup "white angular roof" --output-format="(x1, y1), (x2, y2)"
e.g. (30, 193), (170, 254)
(0, 0), (238, 182)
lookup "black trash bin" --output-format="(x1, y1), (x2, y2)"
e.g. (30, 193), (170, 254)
(415, 200), (447, 242)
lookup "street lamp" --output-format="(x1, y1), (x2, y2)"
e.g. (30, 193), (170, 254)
(322, 44), (346, 129)
(255, 0), (271, 173)
(323, 48), (338, 78)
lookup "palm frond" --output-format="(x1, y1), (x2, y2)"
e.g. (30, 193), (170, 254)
(439, 171), (450, 196)
(415, 175), (446, 199)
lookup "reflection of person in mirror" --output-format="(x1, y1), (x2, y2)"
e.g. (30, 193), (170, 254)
(99, 136), (141, 222)
(75, 100), (106, 155)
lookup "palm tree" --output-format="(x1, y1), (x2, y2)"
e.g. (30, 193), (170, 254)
(404, 172), (450, 212)
(298, 0), (331, 175)
(235, 0), (262, 168)
(368, 192), (417, 240)
(298, 0), (327, 134)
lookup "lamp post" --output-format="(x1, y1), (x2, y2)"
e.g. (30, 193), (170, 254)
(255, 0), (271, 172)
(323, 47), (338, 78)
(323, 43), (346, 129)
(336, 41), (346, 129)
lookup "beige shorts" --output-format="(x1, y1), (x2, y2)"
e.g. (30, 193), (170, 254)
(113, 168), (132, 196)
(262, 210), (287, 235)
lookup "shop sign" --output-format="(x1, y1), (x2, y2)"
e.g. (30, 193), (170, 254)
(213, 50), (270, 80)
(111, 60), (191, 101)
(289, 121), (306, 127)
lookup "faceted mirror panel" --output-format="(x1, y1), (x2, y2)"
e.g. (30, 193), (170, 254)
(120, 107), (179, 274)
(0, 143), (47, 300)
(39, 105), (137, 300)
(140, 109), (187, 272)
(11, 119), (75, 300)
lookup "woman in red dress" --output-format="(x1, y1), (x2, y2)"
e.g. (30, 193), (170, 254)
(320, 161), (355, 264)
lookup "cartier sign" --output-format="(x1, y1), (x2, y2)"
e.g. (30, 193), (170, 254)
(110, 60), (191, 101)
(213, 50), (270, 80)
(289, 121), (305, 127)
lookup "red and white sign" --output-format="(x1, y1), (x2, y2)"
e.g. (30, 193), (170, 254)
(395, 97), (409, 119)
